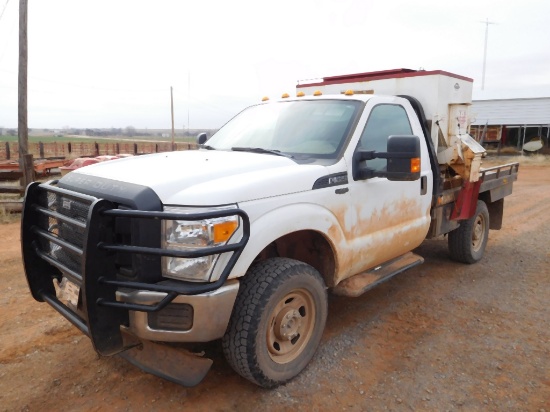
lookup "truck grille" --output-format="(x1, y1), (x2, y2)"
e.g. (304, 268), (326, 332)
(35, 189), (92, 278)
(30, 183), (156, 283)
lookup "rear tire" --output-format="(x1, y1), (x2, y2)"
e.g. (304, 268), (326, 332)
(222, 258), (328, 388)
(448, 200), (490, 264)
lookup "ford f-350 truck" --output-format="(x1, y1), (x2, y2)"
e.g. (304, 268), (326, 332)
(21, 69), (518, 388)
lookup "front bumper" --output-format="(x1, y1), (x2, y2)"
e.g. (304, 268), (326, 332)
(117, 279), (240, 342)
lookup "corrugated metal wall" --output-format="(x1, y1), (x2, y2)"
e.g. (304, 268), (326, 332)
(471, 98), (550, 126)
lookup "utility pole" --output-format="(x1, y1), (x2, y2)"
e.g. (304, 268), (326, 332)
(481, 18), (496, 91)
(170, 86), (175, 151)
(18, 0), (34, 190)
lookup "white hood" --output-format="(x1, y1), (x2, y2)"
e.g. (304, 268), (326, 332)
(67, 150), (327, 205)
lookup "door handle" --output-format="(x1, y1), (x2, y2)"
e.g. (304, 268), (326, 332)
(420, 175), (427, 195)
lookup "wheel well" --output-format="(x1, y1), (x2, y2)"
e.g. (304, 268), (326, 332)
(253, 230), (336, 287)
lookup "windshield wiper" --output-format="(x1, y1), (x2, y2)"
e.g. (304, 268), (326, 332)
(231, 147), (293, 158)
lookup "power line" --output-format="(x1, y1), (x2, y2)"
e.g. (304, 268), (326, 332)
(0, 0), (10, 23)
(0, 69), (168, 93)
(0, 0), (16, 65)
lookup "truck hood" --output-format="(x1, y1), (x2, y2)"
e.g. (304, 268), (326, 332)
(65, 150), (327, 205)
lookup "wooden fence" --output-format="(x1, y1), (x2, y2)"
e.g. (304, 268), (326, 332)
(0, 141), (198, 161)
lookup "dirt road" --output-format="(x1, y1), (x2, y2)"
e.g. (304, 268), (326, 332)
(1, 161), (549, 411)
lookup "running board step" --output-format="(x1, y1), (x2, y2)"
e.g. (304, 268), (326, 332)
(332, 252), (424, 297)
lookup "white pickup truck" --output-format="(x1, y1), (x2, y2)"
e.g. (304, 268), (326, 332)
(22, 69), (518, 388)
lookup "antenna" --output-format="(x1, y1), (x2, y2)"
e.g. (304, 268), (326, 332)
(481, 18), (496, 91)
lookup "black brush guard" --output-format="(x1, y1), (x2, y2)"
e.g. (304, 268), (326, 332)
(21, 181), (250, 356)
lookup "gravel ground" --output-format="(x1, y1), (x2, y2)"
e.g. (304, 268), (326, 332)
(0, 160), (549, 411)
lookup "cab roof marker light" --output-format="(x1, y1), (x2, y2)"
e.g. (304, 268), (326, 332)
(313, 90), (322, 96)
(296, 91), (305, 97)
(262, 96), (269, 102)
(344, 89), (354, 96)
(281, 93), (290, 98)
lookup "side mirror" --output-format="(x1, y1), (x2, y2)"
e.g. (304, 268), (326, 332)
(385, 135), (421, 181)
(197, 132), (208, 145)
(353, 135), (421, 181)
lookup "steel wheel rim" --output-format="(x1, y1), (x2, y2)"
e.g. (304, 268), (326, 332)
(266, 288), (316, 364)
(472, 214), (486, 252)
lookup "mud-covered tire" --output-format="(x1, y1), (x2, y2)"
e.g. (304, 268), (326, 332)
(448, 200), (490, 264)
(222, 258), (328, 388)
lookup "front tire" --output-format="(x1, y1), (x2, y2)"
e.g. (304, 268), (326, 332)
(448, 200), (490, 264)
(222, 258), (328, 388)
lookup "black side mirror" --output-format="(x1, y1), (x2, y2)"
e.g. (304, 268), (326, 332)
(352, 135), (421, 181)
(352, 150), (377, 180)
(385, 135), (421, 181)
(197, 132), (208, 145)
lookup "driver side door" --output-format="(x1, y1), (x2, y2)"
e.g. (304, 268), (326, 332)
(344, 99), (432, 276)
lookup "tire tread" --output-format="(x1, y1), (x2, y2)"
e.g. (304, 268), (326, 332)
(222, 258), (326, 388)
(448, 200), (489, 264)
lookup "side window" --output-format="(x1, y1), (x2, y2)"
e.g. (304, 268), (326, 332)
(358, 104), (413, 171)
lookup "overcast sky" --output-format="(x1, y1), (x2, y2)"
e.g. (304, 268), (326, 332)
(0, 0), (549, 130)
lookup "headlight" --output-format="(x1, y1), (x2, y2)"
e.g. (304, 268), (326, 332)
(162, 206), (240, 282)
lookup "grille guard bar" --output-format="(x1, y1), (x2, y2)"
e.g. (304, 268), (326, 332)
(21, 181), (250, 355)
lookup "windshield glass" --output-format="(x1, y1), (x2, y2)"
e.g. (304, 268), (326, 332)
(206, 100), (362, 160)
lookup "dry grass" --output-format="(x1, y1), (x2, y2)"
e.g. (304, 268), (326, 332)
(0, 206), (21, 224)
(482, 154), (550, 167)
(495, 146), (520, 155)
(0, 189), (23, 223)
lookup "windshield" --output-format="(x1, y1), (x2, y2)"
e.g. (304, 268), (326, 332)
(206, 100), (363, 161)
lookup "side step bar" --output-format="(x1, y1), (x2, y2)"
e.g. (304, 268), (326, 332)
(332, 252), (424, 297)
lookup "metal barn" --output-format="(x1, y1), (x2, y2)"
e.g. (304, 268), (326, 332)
(470, 97), (550, 151)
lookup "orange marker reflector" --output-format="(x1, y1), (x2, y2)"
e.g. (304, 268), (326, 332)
(344, 89), (354, 96)
(411, 158), (421, 173)
(281, 93), (290, 98)
(213, 220), (238, 244)
(262, 96), (269, 101)
(313, 90), (322, 96)
(296, 91), (305, 97)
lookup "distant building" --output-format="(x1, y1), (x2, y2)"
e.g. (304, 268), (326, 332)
(471, 97), (550, 151)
